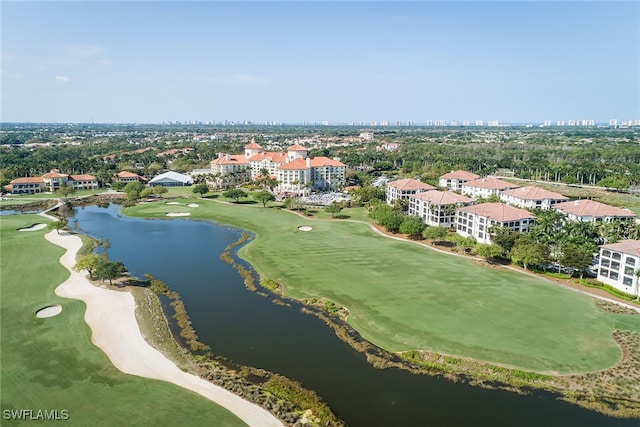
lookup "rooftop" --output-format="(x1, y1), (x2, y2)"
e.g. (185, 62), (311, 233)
(440, 170), (480, 181)
(387, 178), (436, 191)
(601, 239), (640, 257)
(553, 199), (635, 219)
(411, 190), (473, 205)
(501, 186), (569, 201)
(458, 202), (535, 222)
(463, 177), (520, 190)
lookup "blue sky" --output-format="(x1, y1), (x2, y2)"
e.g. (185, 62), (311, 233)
(2, 1), (638, 124)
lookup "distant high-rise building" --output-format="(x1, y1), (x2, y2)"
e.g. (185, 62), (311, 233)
(462, 120), (470, 126)
(475, 120), (484, 126)
(450, 120), (458, 126)
(543, 120), (551, 127)
(322, 120), (329, 126)
(426, 120), (433, 126)
(609, 119), (618, 127)
(488, 120), (499, 127)
(557, 120), (565, 126)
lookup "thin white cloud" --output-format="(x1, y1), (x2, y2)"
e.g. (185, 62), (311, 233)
(1, 69), (24, 79)
(210, 73), (273, 88)
(55, 75), (70, 84)
(64, 45), (103, 60)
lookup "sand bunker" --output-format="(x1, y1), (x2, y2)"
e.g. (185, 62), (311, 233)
(187, 203), (199, 208)
(18, 223), (47, 232)
(166, 202), (181, 205)
(298, 226), (312, 232)
(166, 212), (190, 217)
(36, 304), (62, 318)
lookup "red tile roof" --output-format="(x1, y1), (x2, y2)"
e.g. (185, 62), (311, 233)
(600, 239), (640, 257)
(10, 177), (44, 184)
(41, 172), (69, 179)
(278, 159), (308, 170)
(554, 200), (635, 219)
(211, 155), (249, 165)
(248, 152), (288, 163)
(387, 178), (436, 191)
(309, 157), (345, 167)
(411, 190), (473, 205)
(244, 142), (262, 149)
(70, 174), (96, 181)
(458, 202), (535, 222)
(463, 177), (520, 190)
(440, 170), (480, 180)
(287, 144), (308, 151)
(501, 186), (569, 201)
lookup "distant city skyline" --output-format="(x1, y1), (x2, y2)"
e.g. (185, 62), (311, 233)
(2, 1), (639, 124)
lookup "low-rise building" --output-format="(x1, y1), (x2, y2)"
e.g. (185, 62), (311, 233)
(149, 171), (193, 187)
(408, 191), (474, 227)
(553, 200), (636, 223)
(460, 177), (520, 199)
(117, 171), (148, 183)
(386, 178), (436, 204)
(597, 240), (640, 297)
(6, 169), (98, 194)
(456, 202), (536, 244)
(439, 170), (480, 191)
(6, 177), (45, 194)
(500, 186), (569, 210)
(69, 174), (99, 190)
(210, 153), (250, 176)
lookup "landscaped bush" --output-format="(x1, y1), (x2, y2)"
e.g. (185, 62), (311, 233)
(576, 279), (638, 302)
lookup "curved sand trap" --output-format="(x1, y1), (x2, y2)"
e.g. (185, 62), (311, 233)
(166, 212), (190, 217)
(187, 203), (199, 208)
(18, 223), (47, 232)
(298, 226), (312, 232)
(36, 304), (62, 318)
(166, 202), (181, 205)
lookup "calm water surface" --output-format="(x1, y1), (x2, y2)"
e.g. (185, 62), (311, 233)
(72, 204), (637, 427)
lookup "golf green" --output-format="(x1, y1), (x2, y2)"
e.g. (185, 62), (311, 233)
(129, 199), (640, 374)
(0, 214), (245, 426)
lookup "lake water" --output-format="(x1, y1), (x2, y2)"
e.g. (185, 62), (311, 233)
(71, 204), (637, 427)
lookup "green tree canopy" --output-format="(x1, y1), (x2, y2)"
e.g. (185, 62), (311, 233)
(422, 225), (448, 243)
(192, 183), (209, 197)
(95, 260), (127, 286)
(73, 254), (104, 279)
(48, 220), (67, 234)
(472, 243), (504, 260)
(399, 216), (426, 240)
(558, 245), (593, 279)
(510, 237), (550, 270)
(222, 188), (247, 203)
(254, 191), (276, 207)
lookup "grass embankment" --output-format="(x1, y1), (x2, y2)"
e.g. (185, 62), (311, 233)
(0, 214), (246, 426)
(127, 198), (640, 375)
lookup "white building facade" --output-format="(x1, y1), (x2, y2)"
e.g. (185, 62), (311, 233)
(408, 191), (474, 227)
(456, 202), (536, 244)
(386, 178), (436, 205)
(439, 170), (480, 191)
(500, 186), (569, 210)
(461, 177), (520, 199)
(597, 240), (640, 297)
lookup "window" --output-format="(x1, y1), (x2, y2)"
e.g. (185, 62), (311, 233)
(610, 272), (619, 280)
(611, 261), (620, 270)
(625, 266), (635, 276)
(603, 250), (611, 257)
(623, 277), (633, 286)
(626, 258), (637, 266)
(601, 259), (610, 268)
(612, 253), (621, 260)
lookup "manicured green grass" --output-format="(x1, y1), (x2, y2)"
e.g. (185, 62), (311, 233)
(0, 214), (245, 426)
(126, 199), (640, 374)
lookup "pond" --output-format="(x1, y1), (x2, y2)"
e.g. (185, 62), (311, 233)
(71, 204), (636, 427)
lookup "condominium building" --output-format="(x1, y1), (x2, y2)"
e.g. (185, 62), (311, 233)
(408, 190), (474, 227)
(438, 170), (480, 191)
(597, 240), (640, 297)
(386, 179), (436, 204)
(500, 186), (569, 210)
(460, 177), (520, 199)
(456, 202), (536, 244)
(553, 200), (636, 223)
